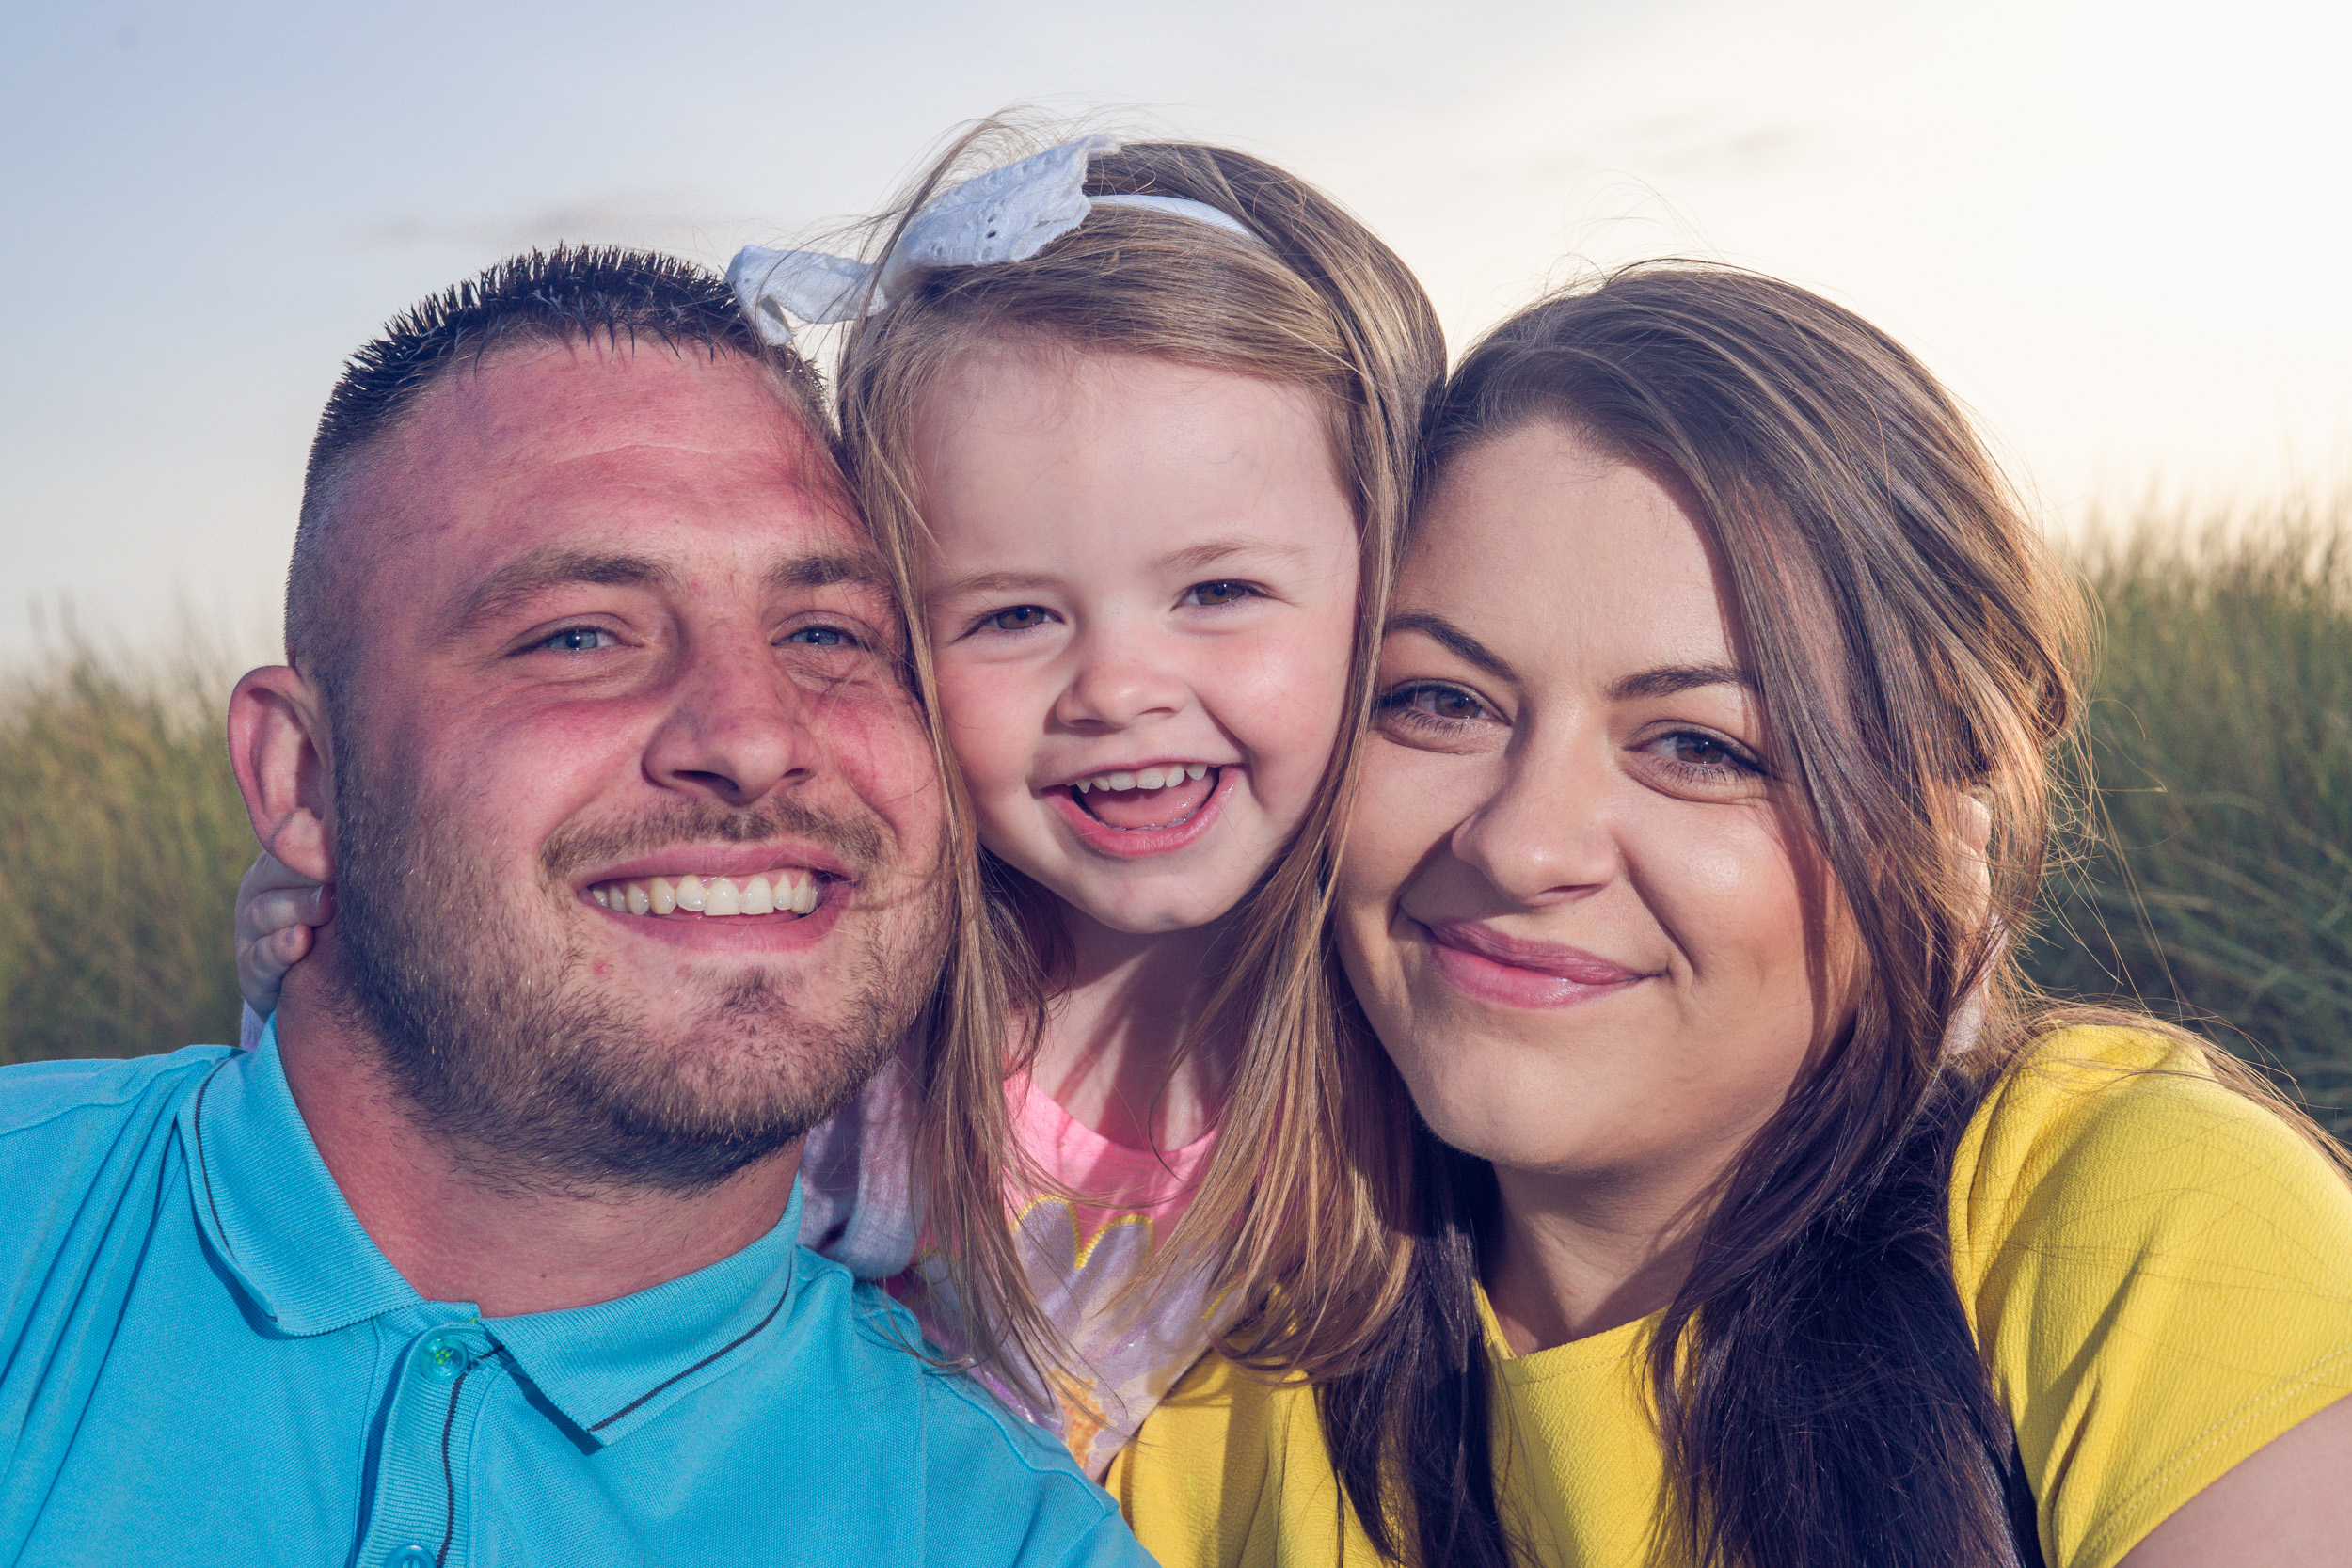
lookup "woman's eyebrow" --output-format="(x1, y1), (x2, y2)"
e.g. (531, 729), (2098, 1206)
(1383, 611), (1518, 680)
(1608, 662), (1752, 701)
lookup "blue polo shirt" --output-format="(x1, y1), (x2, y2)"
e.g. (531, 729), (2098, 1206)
(0, 1029), (1149, 1568)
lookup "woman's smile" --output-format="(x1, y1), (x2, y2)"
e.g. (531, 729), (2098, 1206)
(1414, 916), (1655, 1009)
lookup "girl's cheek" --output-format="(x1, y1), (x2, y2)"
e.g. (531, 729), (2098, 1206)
(1224, 621), (1356, 733)
(933, 659), (1038, 791)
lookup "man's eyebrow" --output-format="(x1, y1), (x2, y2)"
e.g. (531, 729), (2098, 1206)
(453, 549), (677, 631)
(1383, 611), (1518, 682)
(767, 550), (894, 594)
(1162, 537), (1312, 575)
(1608, 662), (1754, 702)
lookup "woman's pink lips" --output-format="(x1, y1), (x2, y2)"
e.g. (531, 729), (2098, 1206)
(1418, 918), (1654, 1009)
(1042, 765), (1237, 859)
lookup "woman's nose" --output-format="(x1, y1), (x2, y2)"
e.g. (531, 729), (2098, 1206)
(1450, 745), (1621, 905)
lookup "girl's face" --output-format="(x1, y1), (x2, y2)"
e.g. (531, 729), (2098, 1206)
(1338, 422), (1854, 1186)
(916, 344), (1359, 934)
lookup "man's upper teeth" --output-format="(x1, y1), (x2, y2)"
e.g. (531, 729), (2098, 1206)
(586, 869), (823, 917)
(1075, 764), (1211, 793)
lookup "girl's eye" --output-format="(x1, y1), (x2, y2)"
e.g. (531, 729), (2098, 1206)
(785, 626), (860, 648)
(1375, 681), (1497, 730)
(1181, 580), (1258, 609)
(984, 606), (1055, 633)
(539, 627), (614, 654)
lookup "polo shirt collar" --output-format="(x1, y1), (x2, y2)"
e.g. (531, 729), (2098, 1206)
(487, 1200), (801, 1445)
(179, 1020), (420, 1335)
(182, 1020), (809, 1446)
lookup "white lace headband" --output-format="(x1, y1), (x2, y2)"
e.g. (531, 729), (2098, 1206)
(726, 135), (1264, 347)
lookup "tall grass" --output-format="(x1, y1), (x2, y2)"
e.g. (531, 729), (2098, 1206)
(0, 646), (255, 1061)
(2024, 499), (2352, 1132)
(2, 506), (2346, 1132)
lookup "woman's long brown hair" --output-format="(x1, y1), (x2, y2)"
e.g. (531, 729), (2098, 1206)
(1313, 261), (2201, 1567)
(829, 120), (1444, 1400)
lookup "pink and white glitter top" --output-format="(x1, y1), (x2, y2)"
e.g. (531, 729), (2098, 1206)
(795, 1051), (1225, 1478)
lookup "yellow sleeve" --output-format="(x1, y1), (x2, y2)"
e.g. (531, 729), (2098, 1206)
(1952, 1026), (2352, 1568)
(1106, 1351), (1375, 1568)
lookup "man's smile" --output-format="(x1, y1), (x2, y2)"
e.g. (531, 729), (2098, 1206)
(588, 867), (825, 918)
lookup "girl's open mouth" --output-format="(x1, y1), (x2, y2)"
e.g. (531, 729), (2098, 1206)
(1071, 765), (1219, 831)
(1045, 765), (1238, 858)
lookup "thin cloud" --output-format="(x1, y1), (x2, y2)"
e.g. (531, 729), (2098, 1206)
(358, 189), (744, 252)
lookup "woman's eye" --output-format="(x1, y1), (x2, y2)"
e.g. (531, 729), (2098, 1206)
(984, 605), (1055, 633)
(1648, 729), (1764, 778)
(1375, 682), (1496, 728)
(539, 627), (614, 654)
(785, 626), (860, 648)
(1180, 580), (1258, 609)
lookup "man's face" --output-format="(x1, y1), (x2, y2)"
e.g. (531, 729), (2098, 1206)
(318, 340), (946, 1191)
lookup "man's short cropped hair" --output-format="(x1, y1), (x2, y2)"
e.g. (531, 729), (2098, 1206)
(289, 245), (831, 693)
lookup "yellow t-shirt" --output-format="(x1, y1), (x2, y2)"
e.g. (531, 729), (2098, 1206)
(1108, 1027), (2352, 1567)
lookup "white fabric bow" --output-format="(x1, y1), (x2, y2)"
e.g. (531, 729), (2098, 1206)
(727, 135), (1261, 346)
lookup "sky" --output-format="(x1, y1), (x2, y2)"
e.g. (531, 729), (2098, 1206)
(6, 0), (2349, 663)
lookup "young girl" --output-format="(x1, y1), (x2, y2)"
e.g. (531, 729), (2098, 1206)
(1110, 264), (2352, 1565)
(234, 124), (1445, 1477)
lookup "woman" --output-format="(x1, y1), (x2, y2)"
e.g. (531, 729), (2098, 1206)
(1110, 264), (2352, 1567)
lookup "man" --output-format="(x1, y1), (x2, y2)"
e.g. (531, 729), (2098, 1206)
(0, 248), (1144, 1567)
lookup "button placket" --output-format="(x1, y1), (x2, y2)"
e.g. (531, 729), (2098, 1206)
(355, 1320), (498, 1568)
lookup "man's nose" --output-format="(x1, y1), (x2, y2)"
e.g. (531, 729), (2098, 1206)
(642, 635), (817, 808)
(1052, 630), (1188, 732)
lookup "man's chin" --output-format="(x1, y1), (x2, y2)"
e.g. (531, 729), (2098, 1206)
(419, 974), (903, 1196)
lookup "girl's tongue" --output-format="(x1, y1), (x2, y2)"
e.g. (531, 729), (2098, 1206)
(1076, 768), (1218, 831)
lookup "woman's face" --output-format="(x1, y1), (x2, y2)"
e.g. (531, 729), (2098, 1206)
(1337, 421), (1851, 1187)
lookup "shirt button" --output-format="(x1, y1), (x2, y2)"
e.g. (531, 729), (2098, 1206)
(412, 1329), (474, 1382)
(383, 1547), (437, 1568)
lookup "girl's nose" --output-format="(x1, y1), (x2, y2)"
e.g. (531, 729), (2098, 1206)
(1053, 641), (1189, 731)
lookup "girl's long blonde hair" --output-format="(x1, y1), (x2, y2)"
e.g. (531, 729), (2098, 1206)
(829, 119), (1445, 1393)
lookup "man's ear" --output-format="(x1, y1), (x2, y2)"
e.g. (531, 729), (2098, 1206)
(228, 665), (337, 882)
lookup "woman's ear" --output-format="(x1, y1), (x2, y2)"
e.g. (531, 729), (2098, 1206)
(1956, 791), (1993, 856)
(226, 665), (336, 884)
(1955, 789), (1994, 925)
(1937, 791), (2002, 1061)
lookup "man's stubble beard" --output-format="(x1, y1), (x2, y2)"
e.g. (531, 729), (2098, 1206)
(325, 722), (947, 1197)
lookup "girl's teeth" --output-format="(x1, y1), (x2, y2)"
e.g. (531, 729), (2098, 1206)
(591, 870), (822, 919)
(1074, 764), (1216, 793)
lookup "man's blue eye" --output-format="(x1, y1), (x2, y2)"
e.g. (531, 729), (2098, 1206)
(541, 628), (612, 653)
(787, 626), (855, 647)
